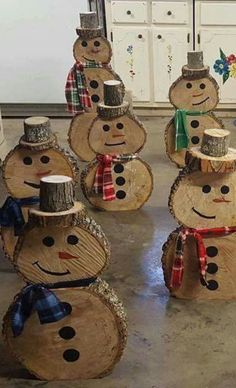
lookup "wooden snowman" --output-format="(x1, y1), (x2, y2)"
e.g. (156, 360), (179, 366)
(80, 80), (153, 211)
(165, 51), (223, 168)
(3, 175), (127, 380)
(65, 11), (124, 115)
(1, 116), (77, 260)
(162, 128), (236, 300)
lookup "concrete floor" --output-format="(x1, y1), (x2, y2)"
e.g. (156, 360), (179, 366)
(0, 116), (236, 388)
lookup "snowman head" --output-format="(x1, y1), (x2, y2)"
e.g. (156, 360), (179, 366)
(170, 129), (236, 228)
(3, 117), (76, 198)
(169, 51), (219, 112)
(14, 176), (110, 283)
(73, 12), (111, 63)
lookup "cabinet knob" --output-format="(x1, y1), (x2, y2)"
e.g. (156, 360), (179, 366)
(167, 10), (172, 15)
(157, 35), (162, 39)
(126, 10), (131, 15)
(138, 34), (143, 39)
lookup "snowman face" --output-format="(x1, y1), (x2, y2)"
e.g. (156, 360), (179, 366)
(170, 76), (219, 112)
(73, 37), (111, 63)
(16, 225), (108, 283)
(3, 146), (74, 198)
(88, 115), (146, 154)
(171, 171), (236, 228)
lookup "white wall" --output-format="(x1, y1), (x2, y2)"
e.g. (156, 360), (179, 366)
(0, 0), (88, 103)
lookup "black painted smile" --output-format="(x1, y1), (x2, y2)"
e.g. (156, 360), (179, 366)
(192, 207), (216, 219)
(24, 181), (40, 189)
(192, 96), (210, 106)
(105, 141), (126, 146)
(33, 261), (70, 276)
(82, 56), (96, 61)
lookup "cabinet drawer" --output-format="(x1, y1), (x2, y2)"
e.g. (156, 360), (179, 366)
(111, 1), (148, 24)
(152, 2), (188, 25)
(201, 3), (236, 26)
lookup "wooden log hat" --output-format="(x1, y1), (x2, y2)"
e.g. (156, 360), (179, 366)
(182, 51), (210, 79)
(19, 116), (56, 150)
(76, 12), (103, 39)
(186, 128), (236, 173)
(97, 80), (129, 119)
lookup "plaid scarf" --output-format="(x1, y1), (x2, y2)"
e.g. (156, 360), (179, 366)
(174, 110), (206, 151)
(171, 226), (236, 288)
(0, 196), (39, 235)
(65, 61), (109, 114)
(94, 154), (136, 201)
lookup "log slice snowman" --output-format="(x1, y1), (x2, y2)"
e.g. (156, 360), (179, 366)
(80, 80), (153, 210)
(3, 175), (127, 380)
(162, 128), (236, 300)
(165, 51), (223, 168)
(1, 116), (77, 260)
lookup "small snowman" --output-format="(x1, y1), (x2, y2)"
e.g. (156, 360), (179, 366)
(65, 11), (124, 114)
(80, 81), (153, 211)
(3, 175), (127, 380)
(1, 116), (77, 259)
(162, 128), (236, 300)
(165, 51), (223, 168)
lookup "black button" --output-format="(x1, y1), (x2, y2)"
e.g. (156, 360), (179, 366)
(63, 349), (80, 362)
(59, 326), (76, 340)
(116, 190), (126, 199)
(42, 236), (54, 247)
(116, 177), (125, 186)
(114, 164), (124, 173)
(206, 280), (218, 291)
(191, 136), (200, 145)
(90, 80), (98, 89)
(207, 263), (218, 274)
(81, 40), (87, 47)
(202, 185), (211, 194)
(191, 120), (199, 129)
(91, 94), (99, 103)
(62, 302), (72, 315)
(23, 156), (33, 165)
(221, 185), (230, 194)
(40, 155), (50, 164)
(206, 246), (218, 258)
(200, 83), (206, 89)
(67, 235), (79, 245)
(186, 82), (192, 89)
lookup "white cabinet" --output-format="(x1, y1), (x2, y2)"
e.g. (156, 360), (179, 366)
(112, 27), (150, 101)
(152, 2), (189, 25)
(111, 1), (148, 23)
(153, 28), (191, 102)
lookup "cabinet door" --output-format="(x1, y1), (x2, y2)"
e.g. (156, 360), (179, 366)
(112, 27), (150, 102)
(152, 28), (191, 102)
(200, 29), (236, 103)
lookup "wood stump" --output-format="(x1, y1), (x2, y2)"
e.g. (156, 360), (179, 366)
(103, 80), (123, 106)
(23, 117), (51, 143)
(201, 128), (230, 157)
(3, 279), (127, 380)
(40, 176), (74, 212)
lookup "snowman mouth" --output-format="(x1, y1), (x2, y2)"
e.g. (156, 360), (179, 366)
(105, 141), (126, 146)
(24, 181), (40, 189)
(192, 97), (209, 106)
(82, 56), (96, 61)
(33, 261), (70, 276)
(192, 207), (216, 219)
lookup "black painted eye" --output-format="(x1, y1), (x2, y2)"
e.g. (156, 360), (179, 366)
(202, 185), (211, 193)
(186, 83), (192, 89)
(94, 40), (100, 47)
(116, 123), (124, 129)
(40, 155), (50, 164)
(23, 156), (32, 165)
(81, 40), (87, 47)
(103, 124), (110, 132)
(221, 185), (230, 194)
(43, 236), (55, 247)
(200, 83), (206, 89)
(67, 235), (79, 245)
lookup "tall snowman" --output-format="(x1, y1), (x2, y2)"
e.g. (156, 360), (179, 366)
(165, 51), (223, 168)
(162, 128), (236, 300)
(79, 80), (153, 211)
(0, 117), (77, 260)
(3, 175), (127, 380)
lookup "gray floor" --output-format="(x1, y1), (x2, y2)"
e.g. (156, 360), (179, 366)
(0, 116), (236, 388)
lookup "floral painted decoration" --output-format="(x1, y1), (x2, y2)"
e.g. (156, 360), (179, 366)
(214, 49), (236, 84)
(126, 44), (135, 79)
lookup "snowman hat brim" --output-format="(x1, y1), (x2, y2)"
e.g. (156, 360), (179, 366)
(186, 146), (236, 173)
(19, 134), (57, 151)
(182, 65), (210, 79)
(76, 28), (103, 39)
(97, 101), (129, 119)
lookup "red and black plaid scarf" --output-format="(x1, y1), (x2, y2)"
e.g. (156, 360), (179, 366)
(93, 154), (136, 201)
(171, 226), (236, 288)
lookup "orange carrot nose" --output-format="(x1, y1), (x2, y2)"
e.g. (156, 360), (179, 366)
(36, 170), (52, 177)
(192, 92), (204, 97)
(91, 48), (100, 53)
(59, 252), (78, 260)
(112, 134), (125, 138)
(213, 197), (231, 203)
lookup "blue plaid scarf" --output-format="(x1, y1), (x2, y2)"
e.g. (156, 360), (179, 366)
(0, 196), (39, 235)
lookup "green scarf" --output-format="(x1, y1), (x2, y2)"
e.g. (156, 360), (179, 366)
(175, 110), (206, 151)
